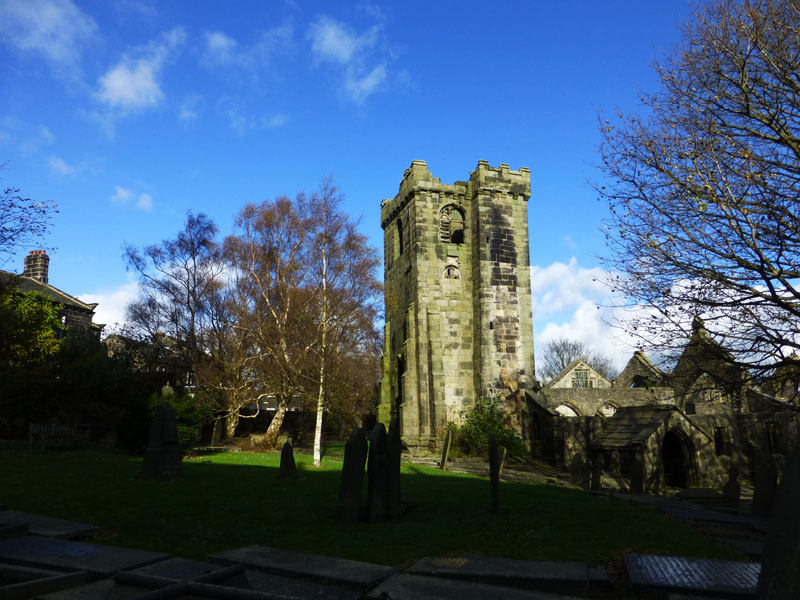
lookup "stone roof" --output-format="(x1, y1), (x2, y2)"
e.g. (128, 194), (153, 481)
(592, 405), (710, 450)
(613, 350), (667, 388)
(0, 270), (98, 314)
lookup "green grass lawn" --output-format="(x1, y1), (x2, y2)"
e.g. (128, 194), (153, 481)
(0, 443), (742, 567)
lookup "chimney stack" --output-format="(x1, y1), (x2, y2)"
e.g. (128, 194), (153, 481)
(23, 250), (50, 285)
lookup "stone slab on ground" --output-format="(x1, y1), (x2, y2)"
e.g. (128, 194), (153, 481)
(366, 573), (584, 600)
(624, 553), (760, 599)
(409, 554), (610, 593)
(127, 557), (233, 582)
(208, 545), (395, 590)
(0, 510), (100, 539)
(0, 535), (169, 575)
(243, 570), (362, 600)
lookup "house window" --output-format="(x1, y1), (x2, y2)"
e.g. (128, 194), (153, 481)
(573, 370), (589, 388)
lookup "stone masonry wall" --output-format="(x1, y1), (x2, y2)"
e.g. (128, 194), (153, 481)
(379, 161), (534, 450)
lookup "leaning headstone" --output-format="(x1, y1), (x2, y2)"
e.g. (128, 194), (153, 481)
(279, 442), (297, 478)
(440, 429), (452, 471)
(753, 455), (778, 517)
(140, 403), (182, 482)
(367, 424), (389, 523)
(338, 428), (367, 523)
(591, 453), (605, 491)
(488, 434), (501, 513)
(387, 418), (403, 515)
(757, 447), (800, 599)
(630, 455), (644, 494)
(723, 466), (741, 508)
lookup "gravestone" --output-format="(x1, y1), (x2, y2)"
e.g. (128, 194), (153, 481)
(367, 424), (389, 522)
(630, 455), (644, 494)
(140, 403), (182, 482)
(570, 455), (584, 487)
(488, 434), (501, 513)
(722, 466), (741, 508)
(591, 453), (605, 491)
(609, 450), (621, 474)
(279, 442), (298, 478)
(752, 455), (778, 517)
(581, 459), (592, 491)
(440, 429), (452, 471)
(387, 418), (403, 515)
(338, 428), (367, 523)
(758, 446), (800, 599)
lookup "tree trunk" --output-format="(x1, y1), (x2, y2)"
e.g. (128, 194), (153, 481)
(224, 412), (239, 439)
(265, 400), (288, 447)
(313, 206), (329, 467)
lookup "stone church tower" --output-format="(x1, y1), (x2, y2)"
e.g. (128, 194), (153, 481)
(378, 160), (535, 450)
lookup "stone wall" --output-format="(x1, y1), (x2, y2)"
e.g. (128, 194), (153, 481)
(541, 387), (675, 417)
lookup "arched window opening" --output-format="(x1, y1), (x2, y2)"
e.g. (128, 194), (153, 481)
(394, 218), (404, 257)
(443, 265), (461, 279)
(439, 205), (464, 244)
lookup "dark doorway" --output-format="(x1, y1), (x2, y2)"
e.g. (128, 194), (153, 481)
(661, 430), (690, 488)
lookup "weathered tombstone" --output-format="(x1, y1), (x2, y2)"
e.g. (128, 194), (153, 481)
(570, 455), (584, 486)
(591, 453), (605, 491)
(757, 447), (800, 599)
(752, 455), (778, 517)
(488, 433), (501, 512)
(581, 459), (592, 491)
(722, 466), (741, 508)
(609, 450), (621, 474)
(338, 428), (367, 523)
(630, 454), (644, 494)
(367, 424), (389, 523)
(140, 403), (182, 482)
(387, 418), (403, 515)
(440, 429), (452, 471)
(279, 442), (297, 478)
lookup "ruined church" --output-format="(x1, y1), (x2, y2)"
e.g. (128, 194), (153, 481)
(378, 159), (800, 497)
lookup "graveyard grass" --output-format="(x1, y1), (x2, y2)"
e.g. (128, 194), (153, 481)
(0, 443), (742, 566)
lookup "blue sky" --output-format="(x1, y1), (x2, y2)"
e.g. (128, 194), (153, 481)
(0, 0), (693, 371)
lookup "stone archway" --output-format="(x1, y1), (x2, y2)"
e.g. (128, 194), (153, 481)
(660, 430), (695, 488)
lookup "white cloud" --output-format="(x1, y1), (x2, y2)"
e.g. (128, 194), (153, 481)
(110, 185), (133, 205)
(19, 125), (55, 156)
(531, 257), (639, 372)
(307, 15), (389, 103)
(136, 193), (152, 210)
(110, 185), (152, 210)
(201, 24), (292, 70)
(48, 155), (74, 175)
(178, 95), (202, 123)
(221, 99), (288, 134)
(79, 279), (139, 330)
(96, 27), (185, 113)
(0, 0), (97, 79)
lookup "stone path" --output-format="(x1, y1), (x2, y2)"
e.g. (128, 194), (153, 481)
(0, 503), (764, 599)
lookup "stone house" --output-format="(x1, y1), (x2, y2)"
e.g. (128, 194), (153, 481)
(0, 250), (103, 336)
(548, 358), (611, 391)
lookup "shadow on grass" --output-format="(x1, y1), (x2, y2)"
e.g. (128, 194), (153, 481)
(0, 445), (743, 567)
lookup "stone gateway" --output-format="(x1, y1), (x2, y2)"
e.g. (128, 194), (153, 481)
(378, 160), (535, 450)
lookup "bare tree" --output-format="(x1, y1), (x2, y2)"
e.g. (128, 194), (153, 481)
(537, 338), (616, 383)
(224, 196), (318, 446)
(308, 180), (382, 466)
(0, 164), (57, 264)
(125, 212), (224, 386)
(597, 0), (800, 375)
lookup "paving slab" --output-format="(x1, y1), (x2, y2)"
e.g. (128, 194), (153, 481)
(127, 557), (236, 582)
(208, 545), (395, 590)
(409, 554), (610, 593)
(624, 553), (760, 599)
(242, 570), (362, 600)
(0, 510), (100, 539)
(0, 535), (169, 575)
(365, 573), (583, 600)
